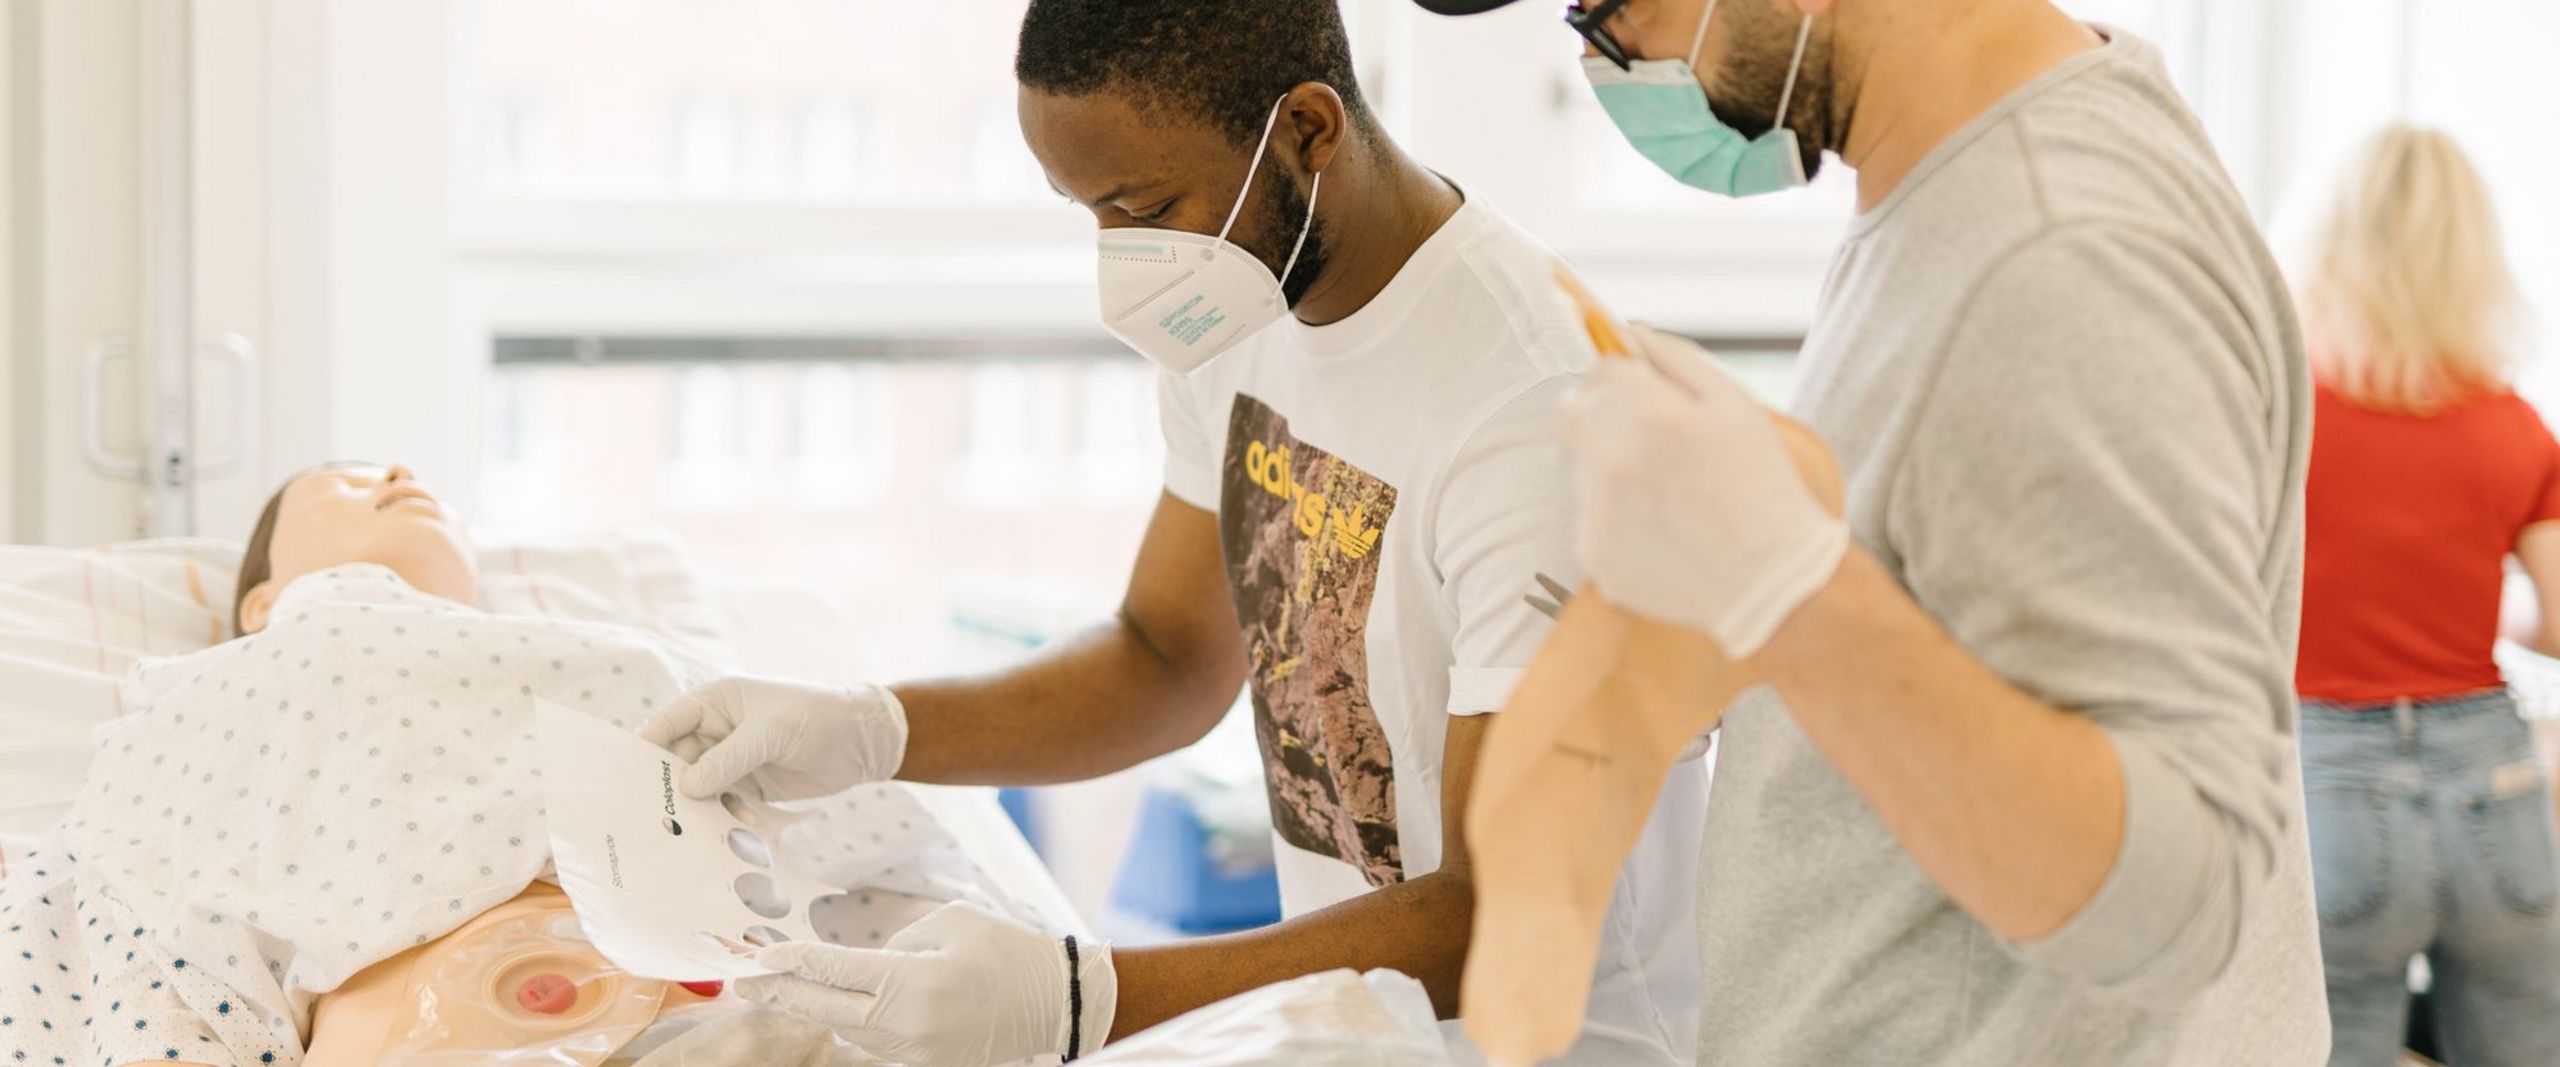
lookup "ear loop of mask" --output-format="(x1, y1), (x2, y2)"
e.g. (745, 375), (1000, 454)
(1217, 95), (1325, 297)
(1686, 1), (1814, 141)
(1773, 15), (1811, 140)
(1686, 0), (1718, 66)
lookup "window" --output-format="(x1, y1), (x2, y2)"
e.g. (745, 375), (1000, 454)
(2281, 1), (2560, 407)
(1396, 0), (2253, 336)
(456, 0), (2273, 674)
(477, 347), (1161, 675)
(673, 96), (749, 196)
(970, 101), (1051, 204)
(958, 362), (1047, 504)
(465, 0), (1038, 207)
(793, 363), (893, 504)
(797, 101), (872, 200)
(1545, 0), (2221, 220)
(483, 96), (557, 190)
(1075, 362), (1160, 500)
(669, 364), (749, 506)
(457, 0), (1152, 674)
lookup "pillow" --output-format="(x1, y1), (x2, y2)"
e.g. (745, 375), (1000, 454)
(0, 539), (242, 834)
(475, 532), (734, 670)
(0, 532), (732, 835)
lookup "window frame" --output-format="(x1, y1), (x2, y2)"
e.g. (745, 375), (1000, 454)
(449, 0), (2266, 345)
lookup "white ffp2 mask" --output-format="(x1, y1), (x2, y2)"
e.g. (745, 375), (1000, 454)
(1095, 96), (1322, 375)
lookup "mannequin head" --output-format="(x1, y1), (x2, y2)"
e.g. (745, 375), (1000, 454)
(234, 463), (478, 635)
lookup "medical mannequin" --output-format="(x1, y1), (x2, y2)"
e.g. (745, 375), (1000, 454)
(303, 882), (721, 1067)
(203, 466), (702, 1067)
(232, 462), (479, 636)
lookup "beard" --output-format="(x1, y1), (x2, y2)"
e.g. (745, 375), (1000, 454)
(1261, 170), (1333, 309)
(1704, 2), (1836, 181)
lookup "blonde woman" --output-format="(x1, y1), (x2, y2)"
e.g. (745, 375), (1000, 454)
(2292, 124), (2560, 1067)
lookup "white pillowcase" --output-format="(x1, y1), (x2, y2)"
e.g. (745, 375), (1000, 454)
(0, 539), (244, 835)
(0, 532), (730, 836)
(475, 532), (736, 670)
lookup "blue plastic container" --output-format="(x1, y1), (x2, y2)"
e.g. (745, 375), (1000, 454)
(1108, 787), (1283, 935)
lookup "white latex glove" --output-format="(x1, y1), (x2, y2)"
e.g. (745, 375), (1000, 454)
(1559, 325), (1851, 657)
(633, 1007), (879, 1067)
(638, 675), (909, 800)
(734, 902), (1118, 1067)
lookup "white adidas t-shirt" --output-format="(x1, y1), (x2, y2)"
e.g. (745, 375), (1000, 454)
(1159, 199), (1706, 1067)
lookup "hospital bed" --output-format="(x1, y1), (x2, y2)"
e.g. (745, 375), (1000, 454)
(0, 534), (1449, 1066)
(0, 533), (1076, 933)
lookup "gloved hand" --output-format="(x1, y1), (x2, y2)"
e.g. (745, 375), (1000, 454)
(1559, 325), (1851, 658)
(633, 1007), (879, 1067)
(638, 675), (909, 801)
(734, 902), (1117, 1067)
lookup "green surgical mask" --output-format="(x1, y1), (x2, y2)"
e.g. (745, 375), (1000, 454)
(1582, 1), (1812, 198)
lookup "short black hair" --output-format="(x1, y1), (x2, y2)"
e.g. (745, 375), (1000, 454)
(1016, 0), (1373, 147)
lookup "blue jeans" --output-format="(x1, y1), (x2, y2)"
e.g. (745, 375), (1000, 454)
(2300, 691), (2560, 1067)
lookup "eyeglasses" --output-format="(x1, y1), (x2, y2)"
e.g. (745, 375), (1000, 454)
(1567, 0), (1634, 70)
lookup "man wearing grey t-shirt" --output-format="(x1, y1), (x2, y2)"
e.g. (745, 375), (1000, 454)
(1416, 0), (2330, 1062)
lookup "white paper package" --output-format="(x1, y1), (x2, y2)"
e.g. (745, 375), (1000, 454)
(540, 698), (843, 980)
(1085, 969), (1453, 1066)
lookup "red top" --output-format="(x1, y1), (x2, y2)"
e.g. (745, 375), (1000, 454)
(2298, 382), (2560, 702)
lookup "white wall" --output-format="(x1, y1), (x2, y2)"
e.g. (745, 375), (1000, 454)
(1, 2), (18, 541)
(2403, 2), (2560, 403)
(7, 0), (260, 545)
(185, 0), (276, 538)
(0, 0), (474, 545)
(2264, 0), (2560, 402)
(2261, 0), (2411, 214)
(121, 0), (2560, 546)
(246, 0), (471, 526)
(319, 0), (468, 492)
(20, 0), (148, 545)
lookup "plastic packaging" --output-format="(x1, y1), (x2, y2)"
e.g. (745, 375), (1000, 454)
(1083, 969), (1451, 1066)
(305, 884), (720, 1066)
(538, 698), (840, 980)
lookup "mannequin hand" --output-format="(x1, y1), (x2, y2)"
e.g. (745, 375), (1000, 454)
(632, 1007), (878, 1067)
(733, 903), (1117, 1067)
(638, 675), (908, 800)
(1560, 325), (1851, 657)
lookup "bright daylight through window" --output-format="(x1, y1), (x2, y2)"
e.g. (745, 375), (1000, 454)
(460, 0), (2223, 676)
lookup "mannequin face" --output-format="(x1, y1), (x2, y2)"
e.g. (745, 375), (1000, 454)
(237, 464), (477, 633)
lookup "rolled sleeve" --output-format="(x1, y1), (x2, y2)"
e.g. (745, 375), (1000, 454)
(1897, 225), (2302, 1004)
(1448, 666), (1530, 716)
(2013, 734), (2248, 999)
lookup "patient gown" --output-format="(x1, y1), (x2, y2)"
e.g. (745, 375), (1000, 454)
(0, 565), (1017, 1066)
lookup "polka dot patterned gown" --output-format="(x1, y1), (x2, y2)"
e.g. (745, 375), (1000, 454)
(11, 565), (701, 1065)
(2, 564), (1049, 1066)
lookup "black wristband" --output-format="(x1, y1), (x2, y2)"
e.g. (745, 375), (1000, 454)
(1064, 935), (1084, 1062)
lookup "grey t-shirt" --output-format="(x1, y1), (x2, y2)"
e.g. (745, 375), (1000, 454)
(1695, 31), (2329, 1065)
